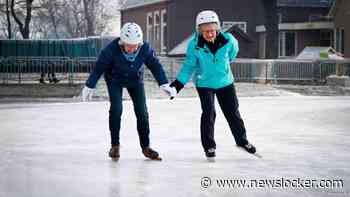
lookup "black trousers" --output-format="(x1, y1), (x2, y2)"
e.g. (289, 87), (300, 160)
(106, 81), (150, 149)
(196, 83), (248, 152)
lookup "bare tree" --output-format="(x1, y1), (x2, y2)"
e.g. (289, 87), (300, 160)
(0, 0), (120, 39)
(37, 0), (63, 38)
(82, 0), (96, 36)
(62, 0), (85, 37)
(0, 0), (12, 38)
(5, 0), (12, 38)
(10, 0), (35, 39)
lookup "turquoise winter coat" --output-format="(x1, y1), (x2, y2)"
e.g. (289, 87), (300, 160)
(176, 32), (239, 89)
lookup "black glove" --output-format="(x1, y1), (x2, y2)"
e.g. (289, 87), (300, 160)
(170, 79), (184, 93)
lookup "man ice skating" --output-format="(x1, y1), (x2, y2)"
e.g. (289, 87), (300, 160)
(81, 22), (176, 161)
(170, 10), (256, 161)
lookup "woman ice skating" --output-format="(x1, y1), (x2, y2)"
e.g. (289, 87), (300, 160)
(81, 22), (176, 161)
(170, 10), (256, 161)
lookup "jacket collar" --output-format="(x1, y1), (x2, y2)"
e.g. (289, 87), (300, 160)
(196, 32), (228, 50)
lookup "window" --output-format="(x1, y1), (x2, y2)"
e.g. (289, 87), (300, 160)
(154, 11), (160, 41)
(279, 31), (297, 57)
(161, 9), (167, 54)
(285, 32), (296, 56)
(309, 14), (322, 22)
(222, 21), (247, 33)
(335, 28), (339, 51)
(146, 9), (167, 55)
(334, 28), (344, 54)
(320, 30), (332, 46)
(341, 29), (345, 54)
(147, 12), (153, 45)
(278, 13), (283, 24)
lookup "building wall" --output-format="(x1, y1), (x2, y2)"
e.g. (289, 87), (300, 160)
(121, 2), (168, 54)
(168, 0), (265, 58)
(121, 1), (335, 58)
(278, 7), (330, 23)
(334, 0), (350, 57)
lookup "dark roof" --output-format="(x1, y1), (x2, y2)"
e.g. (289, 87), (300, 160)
(277, 0), (334, 7)
(227, 26), (254, 43)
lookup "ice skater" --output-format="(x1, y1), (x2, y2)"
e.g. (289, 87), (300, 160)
(170, 10), (257, 161)
(81, 22), (176, 161)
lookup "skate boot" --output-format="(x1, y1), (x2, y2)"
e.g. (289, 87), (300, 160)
(108, 145), (120, 161)
(52, 78), (60, 84)
(39, 77), (46, 84)
(142, 147), (162, 161)
(238, 143), (256, 154)
(205, 148), (216, 162)
(49, 77), (60, 84)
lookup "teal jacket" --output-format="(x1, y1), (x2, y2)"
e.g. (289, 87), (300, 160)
(176, 32), (239, 89)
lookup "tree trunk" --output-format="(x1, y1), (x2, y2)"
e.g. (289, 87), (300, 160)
(6, 0), (12, 39)
(48, 2), (59, 38)
(263, 0), (279, 58)
(10, 0), (34, 39)
(83, 0), (95, 36)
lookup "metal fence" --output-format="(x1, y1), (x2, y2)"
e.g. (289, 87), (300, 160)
(0, 57), (96, 84)
(232, 59), (350, 83)
(0, 56), (349, 84)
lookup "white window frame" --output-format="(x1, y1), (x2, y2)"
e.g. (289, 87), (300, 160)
(335, 28), (345, 54)
(160, 9), (167, 54)
(279, 31), (297, 57)
(146, 12), (153, 43)
(154, 11), (160, 41)
(341, 28), (344, 54)
(278, 13), (283, 24)
(222, 21), (247, 33)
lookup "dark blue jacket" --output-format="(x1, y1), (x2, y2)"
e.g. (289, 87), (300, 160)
(85, 38), (168, 88)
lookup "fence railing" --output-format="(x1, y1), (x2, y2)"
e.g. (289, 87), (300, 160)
(232, 59), (350, 83)
(0, 57), (96, 84)
(0, 56), (349, 84)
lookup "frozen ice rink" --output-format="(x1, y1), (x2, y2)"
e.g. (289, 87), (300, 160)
(1, 96), (350, 197)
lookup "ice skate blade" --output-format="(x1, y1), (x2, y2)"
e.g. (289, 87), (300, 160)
(111, 157), (120, 161)
(238, 147), (262, 158)
(206, 157), (215, 162)
(145, 157), (162, 161)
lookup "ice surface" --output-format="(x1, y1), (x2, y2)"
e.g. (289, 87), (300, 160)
(1, 96), (350, 197)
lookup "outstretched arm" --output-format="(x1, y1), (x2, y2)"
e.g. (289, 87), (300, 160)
(85, 48), (113, 88)
(170, 41), (197, 93)
(144, 46), (169, 86)
(81, 47), (113, 102)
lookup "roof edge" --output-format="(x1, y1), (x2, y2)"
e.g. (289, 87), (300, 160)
(121, 0), (170, 11)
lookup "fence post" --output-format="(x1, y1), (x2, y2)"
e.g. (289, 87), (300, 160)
(267, 60), (276, 84)
(69, 58), (74, 85)
(317, 60), (322, 82)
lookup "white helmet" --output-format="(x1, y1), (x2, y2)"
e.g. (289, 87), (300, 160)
(196, 10), (220, 30)
(120, 22), (143, 45)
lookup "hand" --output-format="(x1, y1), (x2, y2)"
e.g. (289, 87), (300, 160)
(81, 86), (94, 102)
(160, 83), (177, 99)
